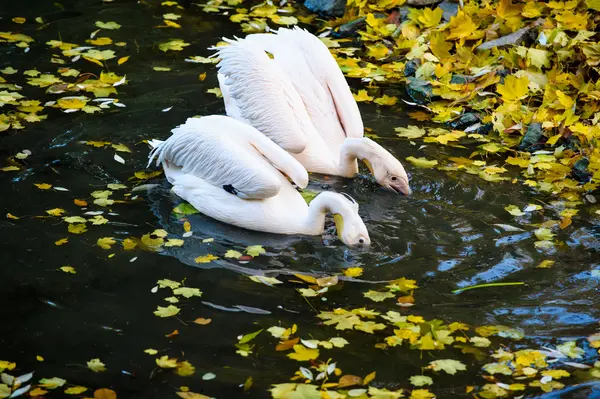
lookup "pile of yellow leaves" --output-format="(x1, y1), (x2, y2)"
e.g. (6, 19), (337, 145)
(321, 0), (600, 205)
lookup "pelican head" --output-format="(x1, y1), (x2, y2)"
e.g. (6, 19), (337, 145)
(361, 138), (411, 195)
(333, 193), (371, 247)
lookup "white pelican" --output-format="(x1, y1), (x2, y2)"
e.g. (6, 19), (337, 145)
(214, 27), (411, 195)
(148, 115), (371, 247)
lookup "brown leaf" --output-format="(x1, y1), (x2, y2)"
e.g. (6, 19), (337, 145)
(397, 295), (415, 306)
(74, 199), (88, 206)
(193, 318), (212, 325)
(276, 337), (299, 351)
(559, 217), (572, 229)
(316, 275), (338, 287)
(94, 388), (117, 399)
(338, 374), (363, 388)
(165, 329), (179, 338)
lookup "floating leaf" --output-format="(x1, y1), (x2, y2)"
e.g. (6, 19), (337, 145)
(287, 345), (319, 361)
(159, 39), (190, 52)
(87, 358), (106, 372)
(406, 156), (438, 168)
(364, 290), (394, 302)
(154, 305), (181, 317)
(427, 359), (467, 375)
(194, 254), (218, 263)
(95, 21), (121, 30)
(246, 245), (265, 257)
(97, 237), (116, 250)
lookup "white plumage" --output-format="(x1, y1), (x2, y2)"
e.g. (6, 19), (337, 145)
(215, 27), (411, 195)
(148, 115), (370, 247)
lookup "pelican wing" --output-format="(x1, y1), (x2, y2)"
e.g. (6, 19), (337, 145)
(150, 116), (307, 199)
(262, 28), (364, 139)
(215, 39), (311, 154)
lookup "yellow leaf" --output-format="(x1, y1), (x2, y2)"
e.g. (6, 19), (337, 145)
(36, 355), (44, 361)
(248, 275), (283, 285)
(123, 238), (137, 250)
(497, 75), (529, 102)
(246, 245), (265, 257)
(163, 13), (181, 20)
(534, 227), (555, 241)
(134, 170), (162, 180)
(546, 133), (562, 146)
(55, 238), (69, 246)
(366, 44), (389, 59)
(586, 0), (600, 10)
(156, 355), (179, 368)
(68, 223), (87, 234)
(343, 267), (364, 277)
(65, 386), (88, 395)
(87, 358), (107, 372)
(427, 359), (467, 374)
(363, 371), (376, 385)
(198, 72), (206, 81)
(406, 156), (438, 168)
(270, 15), (298, 25)
(353, 89), (373, 102)
(176, 392), (211, 399)
(193, 317), (212, 325)
(527, 48), (551, 69)
(144, 348), (158, 355)
(118, 56), (130, 65)
(287, 345), (319, 361)
(176, 361), (196, 376)
(364, 290), (395, 302)
(194, 254), (218, 263)
(410, 389), (436, 399)
(224, 250), (243, 259)
(154, 305), (181, 317)
(95, 21), (121, 30)
(542, 369), (571, 380)
(418, 7), (443, 27)
(12, 17), (26, 24)
(29, 388), (48, 396)
(159, 39), (190, 52)
(6, 213), (20, 220)
(446, 11), (478, 40)
(425, 130), (465, 145)
(396, 125), (427, 139)
(504, 205), (524, 216)
(83, 56), (104, 67)
(46, 208), (66, 216)
(163, 19), (182, 28)
(173, 287), (202, 298)
(88, 37), (113, 46)
(97, 237), (116, 250)
(34, 183), (52, 190)
(374, 94), (397, 106)
(165, 238), (185, 247)
(57, 97), (88, 109)
(1, 166), (20, 171)
(94, 388), (117, 399)
(206, 87), (222, 97)
(59, 266), (76, 274)
(63, 216), (87, 224)
(537, 260), (555, 268)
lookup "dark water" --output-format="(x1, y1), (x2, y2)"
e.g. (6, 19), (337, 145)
(1, 0), (599, 398)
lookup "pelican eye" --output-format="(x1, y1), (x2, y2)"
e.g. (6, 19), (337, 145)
(391, 176), (398, 181)
(359, 238), (365, 244)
